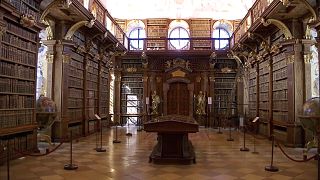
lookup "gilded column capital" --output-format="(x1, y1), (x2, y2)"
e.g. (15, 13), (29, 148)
(62, 54), (71, 64)
(46, 53), (54, 64)
(304, 53), (313, 64)
(286, 54), (295, 64)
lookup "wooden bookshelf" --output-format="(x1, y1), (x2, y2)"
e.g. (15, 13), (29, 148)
(120, 59), (143, 126)
(146, 19), (168, 50)
(258, 57), (269, 123)
(0, 0), (41, 164)
(213, 59), (237, 122)
(272, 51), (288, 124)
(99, 57), (109, 119)
(190, 19), (211, 50)
(248, 66), (257, 118)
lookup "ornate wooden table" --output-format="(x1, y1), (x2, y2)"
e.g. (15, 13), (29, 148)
(144, 115), (199, 164)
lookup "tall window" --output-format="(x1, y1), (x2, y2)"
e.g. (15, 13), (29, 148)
(129, 27), (145, 50)
(213, 28), (230, 50)
(169, 27), (189, 50)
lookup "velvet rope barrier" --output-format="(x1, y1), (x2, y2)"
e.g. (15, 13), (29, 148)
(13, 135), (82, 157)
(276, 140), (316, 163)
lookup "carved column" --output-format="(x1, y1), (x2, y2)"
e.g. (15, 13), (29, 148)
(188, 83), (194, 117)
(302, 39), (315, 100)
(142, 75), (149, 122)
(113, 68), (122, 124)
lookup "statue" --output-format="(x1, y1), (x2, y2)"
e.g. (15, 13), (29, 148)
(151, 91), (160, 115)
(196, 91), (206, 115)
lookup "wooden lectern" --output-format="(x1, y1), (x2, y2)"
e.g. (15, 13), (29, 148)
(144, 115), (199, 164)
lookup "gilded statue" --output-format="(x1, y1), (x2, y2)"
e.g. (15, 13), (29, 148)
(151, 91), (160, 115)
(196, 91), (206, 115)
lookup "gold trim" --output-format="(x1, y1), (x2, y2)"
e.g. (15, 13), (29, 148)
(304, 53), (312, 64)
(261, 18), (293, 40)
(286, 55), (295, 64)
(46, 53), (54, 64)
(0, 25), (7, 37)
(62, 54), (71, 63)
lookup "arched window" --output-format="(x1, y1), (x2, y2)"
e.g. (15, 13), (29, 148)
(127, 20), (146, 51)
(169, 27), (189, 50)
(212, 20), (233, 50)
(168, 20), (190, 50)
(129, 27), (145, 50)
(212, 28), (230, 50)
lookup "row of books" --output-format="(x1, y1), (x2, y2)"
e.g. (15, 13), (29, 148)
(214, 89), (233, 94)
(259, 83), (268, 92)
(259, 110), (268, 119)
(214, 96), (232, 101)
(259, 102), (269, 110)
(0, 132), (36, 164)
(249, 78), (257, 86)
(249, 86), (257, 94)
(87, 73), (98, 82)
(19, 1), (40, 21)
(273, 68), (287, 81)
(100, 78), (108, 86)
(69, 88), (84, 98)
(272, 52), (285, 63)
(86, 80), (98, 90)
(86, 90), (98, 98)
(69, 76), (84, 88)
(273, 112), (288, 121)
(6, 21), (37, 41)
(122, 82), (144, 88)
(2, 33), (37, 52)
(273, 89), (288, 100)
(68, 98), (83, 108)
(0, 78), (34, 94)
(0, 110), (33, 128)
(1, 44), (36, 65)
(99, 107), (108, 116)
(249, 70), (257, 79)
(70, 59), (84, 69)
(86, 66), (99, 75)
(273, 58), (287, 71)
(67, 109), (83, 121)
(214, 78), (235, 83)
(0, 95), (34, 109)
(214, 82), (235, 89)
(259, 92), (268, 101)
(69, 66), (84, 78)
(273, 79), (287, 91)
(259, 74), (269, 84)
(0, 61), (35, 80)
(249, 94), (257, 101)
(273, 101), (288, 110)
(87, 59), (99, 69)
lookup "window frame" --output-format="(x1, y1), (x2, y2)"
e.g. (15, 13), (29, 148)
(168, 26), (190, 50)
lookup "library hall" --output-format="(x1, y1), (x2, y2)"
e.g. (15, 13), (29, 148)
(1, 0), (320, 179)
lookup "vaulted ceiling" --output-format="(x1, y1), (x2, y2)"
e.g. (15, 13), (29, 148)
(102, 0), (255, 20)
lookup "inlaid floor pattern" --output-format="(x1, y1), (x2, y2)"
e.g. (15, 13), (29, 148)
(0, 127), (317, 180)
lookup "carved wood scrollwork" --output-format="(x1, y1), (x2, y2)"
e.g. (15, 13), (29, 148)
(261, 18), (293, 40)
(64, 20), (95, 40)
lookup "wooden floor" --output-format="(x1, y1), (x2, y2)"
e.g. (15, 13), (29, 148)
(0, 126), (317, 180)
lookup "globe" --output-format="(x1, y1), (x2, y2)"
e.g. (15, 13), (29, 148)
(36, 95), (57, 113)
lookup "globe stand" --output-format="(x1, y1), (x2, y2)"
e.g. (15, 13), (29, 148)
(300, 114), (320, 179)
(113, 125), (121, 144)
(265, 135), (278, 172)
(64, 131), (78, 170)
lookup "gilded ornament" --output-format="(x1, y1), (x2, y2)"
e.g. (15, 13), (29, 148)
(286, 55), (295, 64)
(0, 25), (7, 37)
(46, 53), (54, 63)
(304, 53), (312, 64)
(62, 54), (71, 63)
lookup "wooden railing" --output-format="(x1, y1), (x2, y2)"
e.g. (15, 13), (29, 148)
(76, 0), (128, 48)
(230, 0), (275, 47)
(127, 37), (231, 51)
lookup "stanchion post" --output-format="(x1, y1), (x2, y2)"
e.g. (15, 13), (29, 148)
(217, 97), (223, 134)
(64, 131), (78, 170)
(252, 117), (259, 154)
(265, 134), (279, 172)
(6, 140), (10, 180)
(125, 117), (132, 136)
(240, 116), (249, 151)
(113, 123), (121, 144)
(95, 114), (106, 152)
(227, 117), (234, 141)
